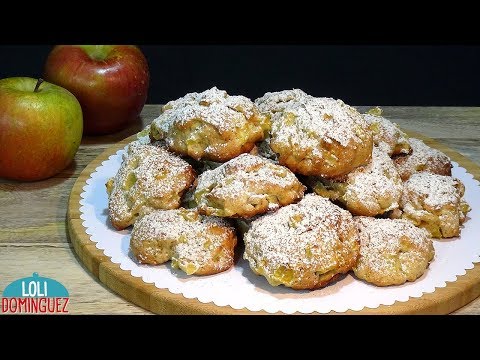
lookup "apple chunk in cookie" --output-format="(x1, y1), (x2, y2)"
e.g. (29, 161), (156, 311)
(106, 142), (196, 230)
(193, 154), (306, 218)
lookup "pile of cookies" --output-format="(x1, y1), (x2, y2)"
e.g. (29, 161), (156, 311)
(105, 87), (471, 289)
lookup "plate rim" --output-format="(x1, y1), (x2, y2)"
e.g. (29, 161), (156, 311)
(67, 130), (480, 314)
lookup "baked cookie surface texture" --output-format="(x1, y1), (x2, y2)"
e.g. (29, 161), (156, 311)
(194, 153), (306, 218)
(150, 87), (270, 162)
(353, 217), (435, 286)
(243, 194), (360, 290)
(130, 208), (237, 275)
(106, 142), (196, 230)
(269, 97), (373, 178)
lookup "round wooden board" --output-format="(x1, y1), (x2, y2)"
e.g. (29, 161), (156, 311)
(67, 131), (480, 315)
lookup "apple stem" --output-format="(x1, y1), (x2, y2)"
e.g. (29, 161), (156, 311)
(34, 78), (44, 93)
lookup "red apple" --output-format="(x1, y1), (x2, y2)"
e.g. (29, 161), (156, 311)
(0, 77), (83, 181)
(44, 45), (149, 135)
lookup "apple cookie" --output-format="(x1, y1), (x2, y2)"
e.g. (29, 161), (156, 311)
(353, 217), (435, 286)
(398, 172), (470, 238)
(193, 154), (306, 218)
(130, 208), (237, 275)
(150, 87), (271, 162)
(269, 97), (373, 178)
(243, 194), (360, 290)
(363, 107), (411, 156)
(254, 88), (312, 114)
(106, 142), (196, 230)
(393, 138), (452, 181)
(309, 146), (403, 216)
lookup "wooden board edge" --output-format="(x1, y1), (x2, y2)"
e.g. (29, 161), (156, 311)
(67, 132), (480, 315)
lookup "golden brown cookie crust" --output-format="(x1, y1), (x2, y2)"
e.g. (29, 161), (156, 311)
(269, 97), (373, 178)
(243, 194), (360, 290)
(310, 147), (403, 216)
(363, 107), (411, 156)
(150, 87), (270, 162)
(353, 217), (435, 286)
(254, 89), (312, 114)
(394, 138), (452, 181)
(193, 154), (306, 218)
(106, 142), (195, 230)
(399, 173), (470, 238)
(130, 209), (237, 276)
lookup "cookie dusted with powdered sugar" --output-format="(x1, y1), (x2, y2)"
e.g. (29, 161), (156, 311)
(399, 173), (470, 238)
(130, 209), (237, 276)
(150, 87), (271, 162)
(253, 90), (312, 164)
(353, 217), (435, 286)
(243, 194), (359, 290)
(393, 138), (452, 181)
(363, 107), (411, 156)
(254, 89), (312, 114)
(309, 147), (403, 217)
(269, 97), (373, 178)
(193, 154), (306, 218)
(106, 143), (196, 230)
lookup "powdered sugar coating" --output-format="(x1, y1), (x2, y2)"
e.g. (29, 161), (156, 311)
(150, 87), (270, 162)
(269, 97), (373, 177)
(194, 153), (305, 218)
(394, 138), (452, 181)
(157, 95), (252, 134)
(243, 194), (359, 290)
(130, 209), (237, 275)
(403, 173), (462, 209)
(400, 172), (471, 238)
(274, 98), (367, 147)
(344, 147), (402, 215)
(363, 109), (410, 156)
(311, 146), (403, 216)
(353, 217), (434, 286)
(106, 143), (195, 229)
(254, 89), (313, 114)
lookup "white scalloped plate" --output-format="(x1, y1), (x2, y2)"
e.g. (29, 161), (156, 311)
(79, 146), (480, 314)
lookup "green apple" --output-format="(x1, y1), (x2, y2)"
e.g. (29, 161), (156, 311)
(0, 77), (83, 181)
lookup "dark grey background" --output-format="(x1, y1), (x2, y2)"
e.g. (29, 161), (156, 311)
(1, 45), (478, 106)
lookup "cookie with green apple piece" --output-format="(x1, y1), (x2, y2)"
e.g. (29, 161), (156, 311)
(243, 194), (360, 290)
(130, 208), (237, 276)
(269, 97), (373, 178)
(150, 87), (270, 162)
(106, 142), (196, 230)
(399, 172), (470, 238)
(363, 106), (411, 156)
(353, 217), (435, 286)
(193, 154), (306, 218)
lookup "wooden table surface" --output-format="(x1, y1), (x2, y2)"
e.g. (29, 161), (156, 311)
(1, 105), (479, 315)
